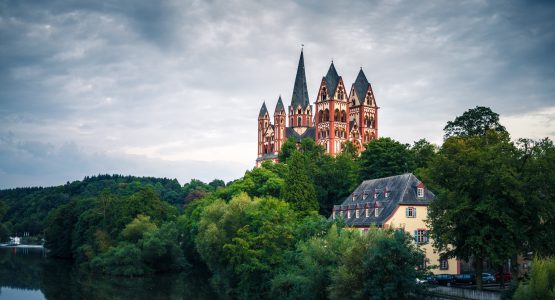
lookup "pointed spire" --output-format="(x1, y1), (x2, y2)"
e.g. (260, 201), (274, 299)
(353, 68), (371, 105)
(275, 96), (285, 113)
(324, 62), (340, 97)
(290, 50), (310, 109)
(258, 101), (268, 118)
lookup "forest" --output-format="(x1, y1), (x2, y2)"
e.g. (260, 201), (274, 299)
(0, 106), (554, 299)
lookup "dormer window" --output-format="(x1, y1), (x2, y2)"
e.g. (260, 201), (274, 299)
(332, 208), (336, 219)
(347, 208), (351, 219)
(352, 193), (356, 201)
(385, 188), (390, 198)
(374, 191), (378, 199)
(362, 191), (368, 200)
(355, 208), (360, 218)
(374, 202), (380, 217)
(417, 187), (424, 198)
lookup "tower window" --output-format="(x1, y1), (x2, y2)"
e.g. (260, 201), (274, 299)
(298, 117), (302, 126)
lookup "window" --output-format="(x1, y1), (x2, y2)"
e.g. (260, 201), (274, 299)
(298, 117), (302, 126)
(362, 192), (368, 200)
(417, 187), (424, 198)
(351, 193), (356, 201)
(374, 207), (379, 217)
(385, 190), (389, 198)
(365, 207), (369, 217)
(414, 229), (428, 244)
(347, 209), (351, 218)
(355, 209), (360, 218)
(406, 207), (416, 218)
(332, 209), (336, 219)
(440, 259), (449, 270)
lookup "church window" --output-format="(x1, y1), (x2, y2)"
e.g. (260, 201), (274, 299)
(324, 109), (329, 122)
(318, 110), (323, 123)
(298, 117), (302, 126)
(351, 99), (355, 106)
(298, 108), (302, 114)
(334, 109), (340, 121)
(341, 110), (346, 122)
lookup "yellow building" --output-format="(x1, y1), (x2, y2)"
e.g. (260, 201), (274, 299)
(331, 173), (459, 275)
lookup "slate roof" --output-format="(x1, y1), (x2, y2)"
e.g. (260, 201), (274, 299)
(290, 50), (310, 109)
(324, 62), (341, 97)
(285, 127), (316, 142)
(275, 96), (285, 113)
(331, 173), (434, 227)
(256, 153), (278, 162)
(353, 68), (370, 105)
(258, 102), (268, 118)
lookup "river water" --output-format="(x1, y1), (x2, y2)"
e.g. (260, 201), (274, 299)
(0, 247), (216, 299)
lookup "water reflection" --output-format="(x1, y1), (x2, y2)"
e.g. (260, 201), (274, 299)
(0, 247), (216, 300)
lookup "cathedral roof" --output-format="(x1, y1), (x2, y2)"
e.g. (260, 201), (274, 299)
(275, 96), (285, 113)
(285, 127), (315, 142)
(290, 50), (310, 109)
(258, 101), (268, 118)
(324, 62), (341, 97)
(353, 68), (370, 105)
(331, 173), (433, 227)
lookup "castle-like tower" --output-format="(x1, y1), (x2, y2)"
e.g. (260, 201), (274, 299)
(256, 50), (378, 166)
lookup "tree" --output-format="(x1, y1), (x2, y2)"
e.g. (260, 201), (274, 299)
(443, 106), (507, 139)
(281, 151), (318, 213)
(359, 137), (414, 181)
(278, 138), (297, 163)
(410, 139), (437, 170)
(426, 131), (523, 289)
(514, 257), (555, 299)
(121, 214), (158, 243)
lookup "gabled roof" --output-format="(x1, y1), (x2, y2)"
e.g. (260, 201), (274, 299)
(290, 50), (310, 109)
(353, 68), (370, 105)
(285, 127), (315, 142)
(275, 96), (285, 113)
(331, 173), (434, 227)
(258, 102), (269, 118)
(324, 62), (341, 97)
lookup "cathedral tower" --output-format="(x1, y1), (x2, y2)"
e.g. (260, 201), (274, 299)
(273, 96), (286, 154)
(288, 50), (312, 131)
(314, 62), (349, 155)
(257, 102), (272, 159)
(348, 68), (378, 151)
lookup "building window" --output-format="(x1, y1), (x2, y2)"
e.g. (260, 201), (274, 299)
(406, 207), (416, 218)
(365, 208), (369, 217)
(440, 258), (449, 270)
(417, 187), (424, 198)
(332, 209), (336, 219)
(374, 207), (379, 217)
(347, 209), (351, 218)
(355, 209), (360, 218)
(414, 229), (428, 244)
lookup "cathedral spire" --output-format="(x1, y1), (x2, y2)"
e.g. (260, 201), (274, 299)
(324, 61), (340, 97)
(291, 50), (310, 109)
(353, 68), (373, 106)
(275, 96), (285, 113)
(258, 101), (268, 118)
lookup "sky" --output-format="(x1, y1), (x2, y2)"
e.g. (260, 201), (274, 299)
(1, 0), (554, 189)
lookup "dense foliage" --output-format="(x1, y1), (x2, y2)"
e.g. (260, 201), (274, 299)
(514, 257), (555, 299)
(426, 106), (555, 289)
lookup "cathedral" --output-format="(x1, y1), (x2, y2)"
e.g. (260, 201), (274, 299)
(257, 50), (379, 166)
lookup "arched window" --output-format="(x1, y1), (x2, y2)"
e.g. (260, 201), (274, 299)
(334, 109), (340, 121)
(298, 116), (302, 126)
(370, 117), (374, 128)
(364, 115), (369, 127)
(297, 108), (302, 114)
(318, 110), (323, 123)
(321, 87), (327, 101)
(341, 110), (346, 122)
(324, 109), (329, 122)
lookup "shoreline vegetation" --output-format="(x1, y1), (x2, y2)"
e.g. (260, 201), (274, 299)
(0, 106), (554, 299)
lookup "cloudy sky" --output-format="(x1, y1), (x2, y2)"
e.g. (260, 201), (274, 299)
(1, 0), (554, 188)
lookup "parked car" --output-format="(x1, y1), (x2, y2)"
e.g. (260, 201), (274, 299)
(482, 273), (495, 283)
(452, 273), (476, 285)
(416, 276), (434, 284)
(432, 274), (454, 286)
(495, 272), (512, 282)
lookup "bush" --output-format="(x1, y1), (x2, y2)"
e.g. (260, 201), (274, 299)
(90, 243), (147, 276)
(514, 257), (555, 300)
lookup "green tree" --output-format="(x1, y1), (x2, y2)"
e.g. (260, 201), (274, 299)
(278, 138), (297, 162)
(443, 106), (507, 139)
(121, 214), (158, 243)
(359, 137), (414, 180)
(195, 193), (298, 298)
(281, 151), (318, 214)
(426, 131), (523, 289)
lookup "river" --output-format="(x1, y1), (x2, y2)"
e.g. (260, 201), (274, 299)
(0, 247), (216, 299)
